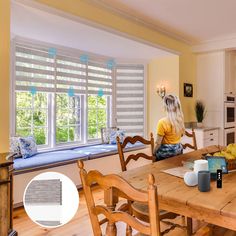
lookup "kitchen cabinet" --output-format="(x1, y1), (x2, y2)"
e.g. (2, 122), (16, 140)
(182, 128), (219, 153)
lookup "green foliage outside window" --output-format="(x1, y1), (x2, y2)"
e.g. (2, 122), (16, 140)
(88, 95), (107, 139)
(16, 92), (48, 145)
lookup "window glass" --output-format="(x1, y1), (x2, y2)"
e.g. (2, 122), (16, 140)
(56, 94), (81, 143)
(88, 95), (107, 139)
(16, 92), (48, 145)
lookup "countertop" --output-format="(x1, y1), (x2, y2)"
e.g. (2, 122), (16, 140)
(185, 126), (220, 131)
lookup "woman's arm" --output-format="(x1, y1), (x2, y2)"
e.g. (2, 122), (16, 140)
(153, 135), (163, 155)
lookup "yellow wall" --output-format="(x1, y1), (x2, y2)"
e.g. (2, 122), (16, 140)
(148, 56), (179, 135)
(0, 0), (10, 152)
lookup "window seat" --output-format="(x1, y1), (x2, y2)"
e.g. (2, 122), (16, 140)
(13, 142), (145, 174)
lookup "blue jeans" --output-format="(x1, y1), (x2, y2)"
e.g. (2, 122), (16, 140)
(155, 143), (183, 161)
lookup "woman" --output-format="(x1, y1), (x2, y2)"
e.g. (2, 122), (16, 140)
(154, 94), (185, 161)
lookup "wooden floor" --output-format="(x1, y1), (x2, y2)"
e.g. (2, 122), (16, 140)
(13, 187), (235, 236)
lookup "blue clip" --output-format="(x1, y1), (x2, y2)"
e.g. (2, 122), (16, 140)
(107, 59), (115, 69)
(30, 86), (37, 95)
(68, 87), (75, 97)
(98, 88), (104, 97)
(48, 47), (57, 58)
(80, 54), (89, 63)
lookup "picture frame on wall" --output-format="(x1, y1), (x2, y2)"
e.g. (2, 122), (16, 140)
(184, 83), (193, 97)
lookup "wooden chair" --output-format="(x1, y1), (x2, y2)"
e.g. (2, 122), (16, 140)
(182, 128), (198, 151)
(116, 133), (155, 172)
(116, 133), (182, 231)
(78, 160), (161, 236)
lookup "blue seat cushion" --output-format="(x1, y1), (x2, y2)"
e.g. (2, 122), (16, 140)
(14, 150), (89, 171)
(13, 142), (145, 171)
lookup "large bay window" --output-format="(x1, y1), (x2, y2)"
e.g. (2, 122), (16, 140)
(12, 39), (145, 150)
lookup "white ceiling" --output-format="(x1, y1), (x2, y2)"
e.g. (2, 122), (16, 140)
(11, 2), (173, 61)
(96, 0), (236, 44)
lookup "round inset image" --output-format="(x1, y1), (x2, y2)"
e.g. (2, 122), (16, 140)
(23, 172), (79, 228)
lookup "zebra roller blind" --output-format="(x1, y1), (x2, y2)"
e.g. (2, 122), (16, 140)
(115, 65), (145, 137)
(15, 43), (113, 96)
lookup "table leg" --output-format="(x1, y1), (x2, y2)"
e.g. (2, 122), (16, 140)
(187, 217), (193, 236)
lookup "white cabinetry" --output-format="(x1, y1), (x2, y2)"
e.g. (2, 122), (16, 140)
(225, 51), (236, 95)
(182, 128), (219, 153)
(195, 128), (219, 148)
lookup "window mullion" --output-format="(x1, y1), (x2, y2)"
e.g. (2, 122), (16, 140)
(31, 95), (34, 135)
(51, 53), (57, 148)
(84, 61), (88, 143)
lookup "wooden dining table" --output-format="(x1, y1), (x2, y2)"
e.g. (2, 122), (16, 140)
(110, 145), (236, 232)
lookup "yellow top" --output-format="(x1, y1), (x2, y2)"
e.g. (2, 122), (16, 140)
(156, 118), (182, 144)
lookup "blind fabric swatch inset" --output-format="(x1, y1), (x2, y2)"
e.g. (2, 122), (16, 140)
(24, 179), (62, 205)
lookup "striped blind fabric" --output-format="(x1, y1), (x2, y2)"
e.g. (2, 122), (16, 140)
(24, 179), (62, 205)
(56, 54), (87, 94)
(15, 44), (55, 93)
(115, 65), (145, 136)
(88, 61), (113, 95)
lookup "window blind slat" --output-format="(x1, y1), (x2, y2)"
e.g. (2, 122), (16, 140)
(56, 88), (86, 94)
(116, 73), (144, 77)
(88, 76), (112, 83)
(88, 69), (112, 77)
(87, 83), (112, 89)
(115, 79), (143, 84)
(56, 71), (86, 80)
(116, 100), (143, 105)
(16, 65), (55, 76)
(116, 107), (143, 112)
(56, 79), (86, 88)
(16, 56), (54, 67)
(116, 94), (143, 98)
(16, 46), (52, 59)
(16, 85), (55, 93)
(88, 90), (112, 95)
(16, 77), (55, 85)
(56, 62), (87, 73)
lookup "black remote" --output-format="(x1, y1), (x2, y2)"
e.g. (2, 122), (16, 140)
(217, 169), (222, 188)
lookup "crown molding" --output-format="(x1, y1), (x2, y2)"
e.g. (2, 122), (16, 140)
(86, 0), (195, 46)
(192, 34), (236, 53)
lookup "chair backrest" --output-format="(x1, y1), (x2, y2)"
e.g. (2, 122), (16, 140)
(117, 133), (155, 172)
(78, 160), (160, 236)
(182, 128), (198, 150)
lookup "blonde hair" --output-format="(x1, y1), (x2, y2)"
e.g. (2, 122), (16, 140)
(163, 94), (185, 135)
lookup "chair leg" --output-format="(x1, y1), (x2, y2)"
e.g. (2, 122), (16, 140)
(106, 222), (117, 236)
(126, 225), (132, 236)
(187, 217), (193, 236)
